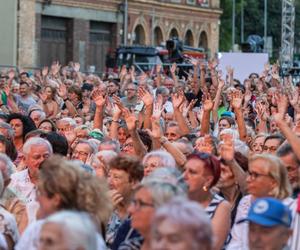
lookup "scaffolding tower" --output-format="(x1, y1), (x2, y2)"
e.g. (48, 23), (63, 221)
(280, 0), (295, 68)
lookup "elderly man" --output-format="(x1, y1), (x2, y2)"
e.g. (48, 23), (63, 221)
(121, 83), (138, 110)
(29, 109), (46, 128)
(9, 137), (53, 223)
(71, 139), (95, 165)
(238, 197), (293, 250)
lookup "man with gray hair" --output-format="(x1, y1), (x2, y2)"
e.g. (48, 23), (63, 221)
(29, 109), (46, 128)
(9, 137), (53, 224)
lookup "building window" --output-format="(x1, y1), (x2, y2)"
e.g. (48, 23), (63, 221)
(154, 27), (164, 46)
(199, 31), (208, 50)
(40, 16), (68, 66)
(133, 25), (146, 45)
(169, 28), (179, 39)
(184, 30), (194, 46)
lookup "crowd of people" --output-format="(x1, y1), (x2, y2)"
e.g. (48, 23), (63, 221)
(0, 59), (298, 250)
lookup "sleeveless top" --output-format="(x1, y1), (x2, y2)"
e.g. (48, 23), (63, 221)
(205, 193), (225, 218)
(205, 193), (231, 249)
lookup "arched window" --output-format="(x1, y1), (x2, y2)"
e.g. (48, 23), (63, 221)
(169, 28), (179, 39)
(184, 30), (194, 46)
(133, 25), (146, 45)
(199, 31), (208, 50)
(154, 27), (163, 46)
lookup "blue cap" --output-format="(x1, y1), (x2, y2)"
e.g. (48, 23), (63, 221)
(237, 197), (292, 227)
(220, 111), (235, 118)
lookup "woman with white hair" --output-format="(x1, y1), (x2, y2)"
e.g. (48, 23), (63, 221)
(151, 197), (213, 250)
(142, 150), (176, 177)
(38, 210), (98, 250)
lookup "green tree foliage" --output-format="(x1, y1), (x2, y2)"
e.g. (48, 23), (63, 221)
(220, 0), (300, 59)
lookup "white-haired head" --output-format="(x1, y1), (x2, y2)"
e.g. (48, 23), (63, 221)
(142, 150), (176, 177)
(23, 137), (53, 156)
(41, 210), (99, 250)
(151, 197), (213, 250)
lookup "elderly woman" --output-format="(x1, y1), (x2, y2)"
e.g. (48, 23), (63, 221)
(38, 211), (99, 250)
(183, 151), (231, 250)
(142, 150), (176, 177)
(118, 181), (185, 249)
(227, 154), (293, 249)
(16, 155), (112, 250)
(151, 197), (213, 250)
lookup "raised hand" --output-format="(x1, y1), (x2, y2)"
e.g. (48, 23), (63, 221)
(219, 133), (235, 162)
(231, 90), (243, 109)
(226, 66), (234, 76)
(218, 79), (225, 90)
(202, 93), (213, 111)
(255, 102), (268, 122)
(123, 108), (137, 131)
(120, 65), (127, 79)
(73, 62), (80, 72)
(111, 103), (122, 120)
(57, 84), (67, 99)
(288, 90), (299, 108)
(182, 99), (197, 118)
(208, 59), (218, 71)
(51, 61), (61, 76)
(91, 89), (106, 107)
(112, 94), (125, 112)
(274, 92), (288, 119)
(138, 87), (154, 107)
(171, 91), (185, 109)
(170, 63), (177, 75)
(42, 66), (49, 78)
(152, 98), (164, 120)
(8, 70), (15, 80)
(156, 64), (162, 74)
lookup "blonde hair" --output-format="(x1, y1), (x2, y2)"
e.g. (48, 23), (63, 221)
(39, 155), (112, 233)
(249, 154), (292, 199)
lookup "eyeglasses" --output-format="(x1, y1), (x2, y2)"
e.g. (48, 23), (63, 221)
(248, 170), (271, 180)
(131, 199), (154, 209)
(123, 143), (134, 148)
(263, 145), (278, 152)
(73, 150), (89, 157)
(126, 88), (136, 91)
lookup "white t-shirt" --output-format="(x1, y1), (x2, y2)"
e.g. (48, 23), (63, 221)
(227, 195), (295, 250)
(8, 169), (39, 224)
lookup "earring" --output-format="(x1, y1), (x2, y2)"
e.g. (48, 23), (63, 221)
(203, 186), (208, 192)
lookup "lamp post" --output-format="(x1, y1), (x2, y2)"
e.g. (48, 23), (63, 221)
(123, 0), (128, 45)
(264, 0), (267, 52)
(232, 0), (236, 50)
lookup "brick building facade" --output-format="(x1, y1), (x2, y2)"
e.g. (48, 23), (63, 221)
(18, 0), (221, 72)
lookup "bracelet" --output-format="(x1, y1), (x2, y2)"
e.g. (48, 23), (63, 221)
(63, 98), (69, 102)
